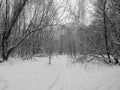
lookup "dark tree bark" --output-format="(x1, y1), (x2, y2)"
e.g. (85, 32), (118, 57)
(103, 0), (111, 63)
(1, 0), (28, 61)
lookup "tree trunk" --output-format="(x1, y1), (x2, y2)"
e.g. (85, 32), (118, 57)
(1, 38), (8, 61)
(48, 54), (51, 64)
(103, 0), (111, 63)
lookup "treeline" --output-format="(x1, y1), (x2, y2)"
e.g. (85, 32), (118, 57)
(0, 0), (120, 65)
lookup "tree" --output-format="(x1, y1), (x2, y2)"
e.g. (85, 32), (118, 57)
(0, 0), (64, 62)
(43, 27), (54, 64)
(0, 0), (28, 61)
(91, 0), (112, 63)
(92, 0), (120, 64)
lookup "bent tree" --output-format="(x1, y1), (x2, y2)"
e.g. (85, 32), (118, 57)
(1, 0), (28, 61)
(0, 0), (63, 62)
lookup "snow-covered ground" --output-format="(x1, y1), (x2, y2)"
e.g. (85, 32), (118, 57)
(0, 55), (120, 90)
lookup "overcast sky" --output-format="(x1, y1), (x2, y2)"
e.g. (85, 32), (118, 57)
(24, 0), (94, 26)
(54, 0), (94, 25)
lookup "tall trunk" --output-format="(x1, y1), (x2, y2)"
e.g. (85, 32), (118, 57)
(60, 35), (63, 55)
(1, 0), (8, 61)
(103, 0), (111, 63)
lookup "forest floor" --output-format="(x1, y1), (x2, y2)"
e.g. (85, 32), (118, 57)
(0, 55), (120, 90)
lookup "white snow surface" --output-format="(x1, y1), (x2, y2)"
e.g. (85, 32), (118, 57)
(0, 55), (120, 90)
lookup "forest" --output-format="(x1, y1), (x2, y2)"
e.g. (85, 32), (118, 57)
(0, 0), (119, 65)
(0, 0), (120, 90)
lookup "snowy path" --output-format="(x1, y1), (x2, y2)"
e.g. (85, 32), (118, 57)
(0, 56), (120, 90)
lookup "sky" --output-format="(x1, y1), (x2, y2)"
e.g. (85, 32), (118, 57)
(24, 0), (94, 26)
(54, 0), (94, 26)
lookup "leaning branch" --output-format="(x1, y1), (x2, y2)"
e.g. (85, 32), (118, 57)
(7, 24), (62, 54)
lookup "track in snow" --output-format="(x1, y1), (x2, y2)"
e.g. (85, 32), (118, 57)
(0, 56), (120, 90)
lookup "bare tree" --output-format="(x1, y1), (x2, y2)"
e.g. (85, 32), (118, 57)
(0, 0), (65, 62)
(43, 27), (54, 64)
(0, 0), (28, 61)
(91, 0), (120, 64)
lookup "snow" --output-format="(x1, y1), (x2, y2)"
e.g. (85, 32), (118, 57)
(0, 55), (120, 90)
